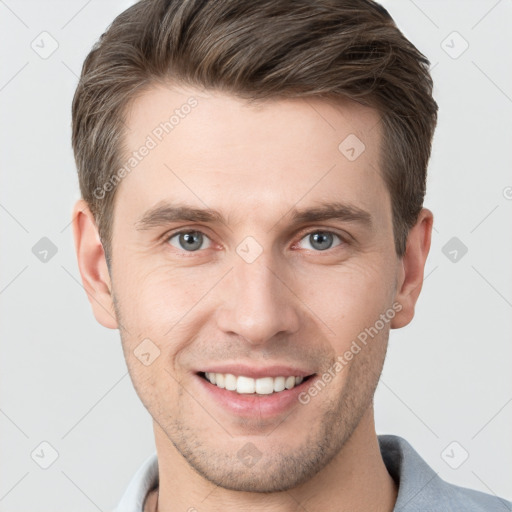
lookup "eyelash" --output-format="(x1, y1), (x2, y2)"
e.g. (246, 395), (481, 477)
(162, 227), (349, 254)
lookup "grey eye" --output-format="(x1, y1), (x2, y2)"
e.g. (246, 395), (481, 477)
(298, 231), (342, 251)
(168, 231), (211, 252)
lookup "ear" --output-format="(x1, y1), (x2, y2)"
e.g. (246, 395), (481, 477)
(390, 208), (433, 329)
(71, 199), (118, 329)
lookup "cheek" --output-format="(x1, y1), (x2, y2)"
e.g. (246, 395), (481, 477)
(114, 260), (204, 335)
(122, 341), (182, 420)
(294, 259), (394, 344)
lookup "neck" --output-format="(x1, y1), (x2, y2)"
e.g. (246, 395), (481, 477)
(150, 407), (397, 512)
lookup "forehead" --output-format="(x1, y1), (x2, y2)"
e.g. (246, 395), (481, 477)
(115, 83), (388, 229)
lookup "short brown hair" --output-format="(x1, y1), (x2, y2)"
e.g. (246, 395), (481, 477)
(72, 0), (438, 269)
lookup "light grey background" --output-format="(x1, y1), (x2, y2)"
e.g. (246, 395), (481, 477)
(1, 0), (511, 510)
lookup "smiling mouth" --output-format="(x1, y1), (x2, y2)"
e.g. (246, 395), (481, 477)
(197, 371), (315, 395)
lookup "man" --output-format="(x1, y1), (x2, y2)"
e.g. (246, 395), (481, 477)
(70, 0), (511, 511)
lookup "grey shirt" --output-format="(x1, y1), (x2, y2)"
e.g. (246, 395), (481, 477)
(113, 435), (512, 511)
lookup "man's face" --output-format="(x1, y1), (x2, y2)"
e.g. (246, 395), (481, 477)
(108, 84), (402, 492)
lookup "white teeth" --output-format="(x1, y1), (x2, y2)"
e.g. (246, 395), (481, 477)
(237, 376), (255, 394)
(225, 373), (237, 391)
(203, 372), (308, 394)
(215, 373), (225, 389)
(255, 377), (274, 394)
(273, 376), (286, 392)
(285, 376), (295, 389)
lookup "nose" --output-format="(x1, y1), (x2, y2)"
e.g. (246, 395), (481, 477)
(215, 252), (301, 345)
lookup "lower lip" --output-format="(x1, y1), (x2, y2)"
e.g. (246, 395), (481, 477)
(194, 373), (316, 418)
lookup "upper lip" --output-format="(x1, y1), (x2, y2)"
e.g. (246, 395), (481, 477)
(197, 363), (316, 379)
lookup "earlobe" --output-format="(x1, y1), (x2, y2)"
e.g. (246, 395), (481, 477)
(390, 208), (433, 329)
(71, 199), (118, 329)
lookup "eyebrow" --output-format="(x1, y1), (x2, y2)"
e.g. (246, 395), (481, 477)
(134, 200), (373, 231)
